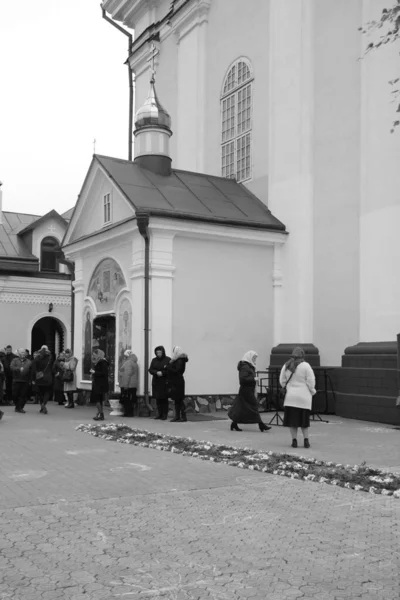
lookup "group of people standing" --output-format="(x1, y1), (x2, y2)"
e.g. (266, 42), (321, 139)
(114, 345), (189, 423)
(228, 347), (316, 448)
(0, 345), (79, 416)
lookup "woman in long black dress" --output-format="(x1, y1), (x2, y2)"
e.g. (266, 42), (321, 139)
(164, 346), (188, 422)
(228, 351), (271, 432)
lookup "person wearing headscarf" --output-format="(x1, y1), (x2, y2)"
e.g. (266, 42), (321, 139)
(90, 349), (109, 421)
(164, 346), (189, 422)
(63, 349), (79, 408)
(10, 349), (35, 413)
(279, 347), (316, 448)
(149, 346), (171, 420)
(53, 352), (66, 405)
(228, 351), (271, 432)
(118, 350), (139, 417)
(34, 345), (53, 414)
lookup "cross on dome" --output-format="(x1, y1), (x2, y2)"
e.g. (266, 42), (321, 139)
(146, 42), (159, 81)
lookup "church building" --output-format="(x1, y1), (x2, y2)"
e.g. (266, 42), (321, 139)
(101, 0), (400, 371)
(62, 75), (286, 398)
(0, 184), (73, 355)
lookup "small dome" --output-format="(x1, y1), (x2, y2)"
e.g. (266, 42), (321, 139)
(134, 77), (171, 131)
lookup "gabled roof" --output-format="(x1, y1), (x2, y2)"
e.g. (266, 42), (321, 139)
(18, 209), (68, 235)
(62, 207), (75, 221)
(0, 211), (39, 260)
(94, 154), (286, 231)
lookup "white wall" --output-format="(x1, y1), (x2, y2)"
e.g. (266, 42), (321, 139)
(312, 0), (362, 364)
(0, 301), (70, 350)
(359, 0), (400, 342)
(172, 235), (274, 394)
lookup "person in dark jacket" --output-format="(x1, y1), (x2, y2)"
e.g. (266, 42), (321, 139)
(228, 351), (271, 432)
(0, 351), (5, 406)
(34, 345), (53, 414)
(53, 353), (66, 405)
(91, 349), (109, 421)
(3, 345), (17, 404)
(10, 349), (35, 413)
(149, 346), (170, 420)
(164, 346), (189, 422)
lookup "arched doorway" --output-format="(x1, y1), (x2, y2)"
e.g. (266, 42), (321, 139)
(31, 317), (65, 357)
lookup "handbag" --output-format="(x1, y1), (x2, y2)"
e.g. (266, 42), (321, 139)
(36, 358), (50, 382)
(279, 367), (297, 402)
(62, 370), (74, 382)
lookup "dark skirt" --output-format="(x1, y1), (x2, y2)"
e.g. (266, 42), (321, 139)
(228, 385), (262, 424)
(283, 407), (310, 428)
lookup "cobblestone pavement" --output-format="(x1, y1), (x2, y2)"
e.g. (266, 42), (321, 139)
(0, 405), (399, 599)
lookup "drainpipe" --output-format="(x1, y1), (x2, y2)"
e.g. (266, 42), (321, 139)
(59, 258), (75, 353)
(101, 5), (134, 161)
(136, 212), (152, 413)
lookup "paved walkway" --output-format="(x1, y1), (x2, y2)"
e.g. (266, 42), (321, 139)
(0, 404), (399, 599)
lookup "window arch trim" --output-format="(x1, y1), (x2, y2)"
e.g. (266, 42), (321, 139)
(40, 236), (61, 273)
(221, 57), (254, 99)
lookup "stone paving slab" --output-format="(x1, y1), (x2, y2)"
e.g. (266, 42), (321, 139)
(0, 404), (399, 599)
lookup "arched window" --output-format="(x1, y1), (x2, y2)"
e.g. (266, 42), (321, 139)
(40, 237), (61, 272)
(221, 58), (253, 183)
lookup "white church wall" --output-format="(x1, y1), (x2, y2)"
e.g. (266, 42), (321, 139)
(359, 0), (400, 343)
(172, 235), (274, 395)
(0, 301), (70, 351)
(204, 0), (270, 205)
(312, 0), (362, 365)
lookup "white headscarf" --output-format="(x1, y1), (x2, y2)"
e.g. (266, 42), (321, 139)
(241, 350), (258, 368)
(171, 346), (185, 362)
(124, 349), (133, 357)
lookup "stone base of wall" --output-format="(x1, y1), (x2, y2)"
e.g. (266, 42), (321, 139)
(270, 343), (321, 367)
(334, 342), (399, 425)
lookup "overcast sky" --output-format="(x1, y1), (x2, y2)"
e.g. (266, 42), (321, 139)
(0, 0), (132, 216)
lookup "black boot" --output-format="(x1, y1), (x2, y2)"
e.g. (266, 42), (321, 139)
(230, 421), (242, 432)
(93, 413), (104, 421)
(258, 422), (271, 432)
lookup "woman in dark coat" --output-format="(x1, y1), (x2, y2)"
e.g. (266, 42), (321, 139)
(53, 352), (66, 405)
(228, 351), (271, 432)
(164, 346), (188, 422)
(34, 345), (53, 415)
(149, 346), (170, 420)
(90, 349), (109, 421)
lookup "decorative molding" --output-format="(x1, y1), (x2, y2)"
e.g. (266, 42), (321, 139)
(149, 217), (287, 247)
(272, 242), (284, 287)
(0, 275), (71, 295)
(0, 293), (71, 306)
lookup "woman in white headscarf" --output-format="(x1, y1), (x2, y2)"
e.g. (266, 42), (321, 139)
(164, 346), (189, 422)
(228, 351), (271, 432)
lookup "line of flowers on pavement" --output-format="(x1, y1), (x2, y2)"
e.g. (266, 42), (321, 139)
(76, 423), (400, 498)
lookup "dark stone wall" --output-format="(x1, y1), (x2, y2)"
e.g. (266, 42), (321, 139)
(334, 342), (399, 425)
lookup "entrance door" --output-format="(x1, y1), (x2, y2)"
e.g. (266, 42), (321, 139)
(31, 317), (65, 357)
(93, 315), (116, 391)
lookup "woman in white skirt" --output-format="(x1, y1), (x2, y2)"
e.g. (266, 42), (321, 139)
(280, 347), (316, 448)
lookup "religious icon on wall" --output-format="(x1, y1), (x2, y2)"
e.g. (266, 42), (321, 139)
(118, 298), (133, 371)
(88, 258), (126, 312)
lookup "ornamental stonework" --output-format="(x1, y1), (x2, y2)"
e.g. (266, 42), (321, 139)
(0, 293), (71, 306)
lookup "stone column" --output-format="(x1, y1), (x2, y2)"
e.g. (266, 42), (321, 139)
(71, 257), (85, 386)
(129, 229), (145, 396)
(272, 242), (284, 347)
(150, 229), (175, 357)
(268, 0), (314, 343)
